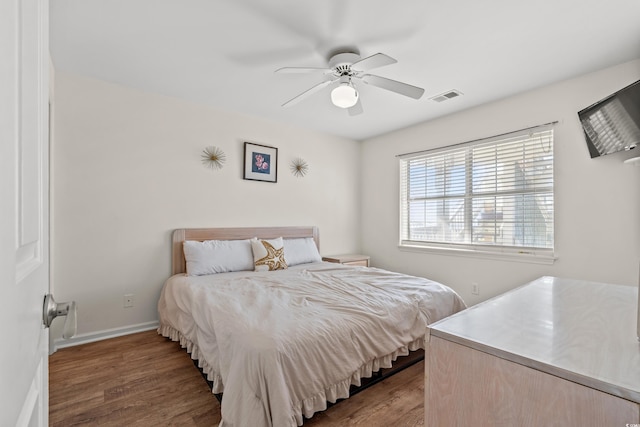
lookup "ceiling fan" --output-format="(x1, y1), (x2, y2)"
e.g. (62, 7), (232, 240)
(275, 49), (425, 115)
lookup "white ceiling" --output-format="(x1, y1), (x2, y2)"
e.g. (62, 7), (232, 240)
(50, 0), (640, 141)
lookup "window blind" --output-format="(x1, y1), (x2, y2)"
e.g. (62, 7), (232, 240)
(399, 125), (554, 253)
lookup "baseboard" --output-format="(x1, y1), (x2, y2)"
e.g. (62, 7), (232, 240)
(51, 321), (159, 353)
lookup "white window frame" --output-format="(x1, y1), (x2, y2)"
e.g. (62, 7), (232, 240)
(398, 124), (556, 264)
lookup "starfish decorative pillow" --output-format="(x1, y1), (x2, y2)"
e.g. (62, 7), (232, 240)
(251, 237), (288, 271)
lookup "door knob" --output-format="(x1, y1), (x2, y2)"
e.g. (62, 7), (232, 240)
(43, 294), (77, 339)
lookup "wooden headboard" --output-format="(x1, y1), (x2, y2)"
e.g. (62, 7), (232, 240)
(171, 226), (320, 276)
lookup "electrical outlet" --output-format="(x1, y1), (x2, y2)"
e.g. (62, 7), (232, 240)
(471, 283), (480, 295)
(124, 294), (134, 308)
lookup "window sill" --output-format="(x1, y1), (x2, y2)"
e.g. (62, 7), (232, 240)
(398, 243), (557, 265)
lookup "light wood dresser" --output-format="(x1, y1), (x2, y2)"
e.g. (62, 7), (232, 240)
(425, 276), (640, 426)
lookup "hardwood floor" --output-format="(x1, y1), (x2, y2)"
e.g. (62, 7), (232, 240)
(49, 330), (425, 426)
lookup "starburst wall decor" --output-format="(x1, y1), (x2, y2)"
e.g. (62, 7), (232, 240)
(290, 157), (309, 177)
(201, 146), (226, 170)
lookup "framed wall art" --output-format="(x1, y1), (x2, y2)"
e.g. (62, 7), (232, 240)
(243, 142), (278, 183)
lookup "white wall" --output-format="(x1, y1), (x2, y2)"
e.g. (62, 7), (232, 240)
(52, 72), (361, 343)
(361, 59), (640, 306)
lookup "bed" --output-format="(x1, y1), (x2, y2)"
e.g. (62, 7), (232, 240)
(157, 226), (466, 426)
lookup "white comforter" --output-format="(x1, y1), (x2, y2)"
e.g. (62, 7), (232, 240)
(157, 262), (465, 427)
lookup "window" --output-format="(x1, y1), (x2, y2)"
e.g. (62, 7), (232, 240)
(399, 125), (554, 258)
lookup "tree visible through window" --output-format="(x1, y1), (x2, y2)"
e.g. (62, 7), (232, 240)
(399, 125), (554, 253)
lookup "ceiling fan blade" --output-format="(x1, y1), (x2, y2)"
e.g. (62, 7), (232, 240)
(350, 53), (397, 72)
(348, 99), (363, 116)
(361, 74), (425, 99)
(275, 67), (332, 74)
(281, 79), (334, 107)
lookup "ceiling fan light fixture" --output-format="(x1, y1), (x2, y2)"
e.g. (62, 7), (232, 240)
(331, 83), (358, 108)
(277, 50), (423, 111)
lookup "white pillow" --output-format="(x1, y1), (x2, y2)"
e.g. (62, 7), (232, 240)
(183, 239), (254, 276)
(251, 237), (288, 271)
(283, 237), (322, 266)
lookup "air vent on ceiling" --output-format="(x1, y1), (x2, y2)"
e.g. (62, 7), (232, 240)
(430, 89), (463, 103)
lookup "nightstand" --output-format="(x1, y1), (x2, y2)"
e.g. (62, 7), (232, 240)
(322, 254), (370, 267)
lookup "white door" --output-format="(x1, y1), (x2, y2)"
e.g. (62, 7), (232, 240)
(0, 0), (50, 426)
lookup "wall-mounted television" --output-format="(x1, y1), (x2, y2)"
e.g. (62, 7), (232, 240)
(578, 79), (640, 158)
